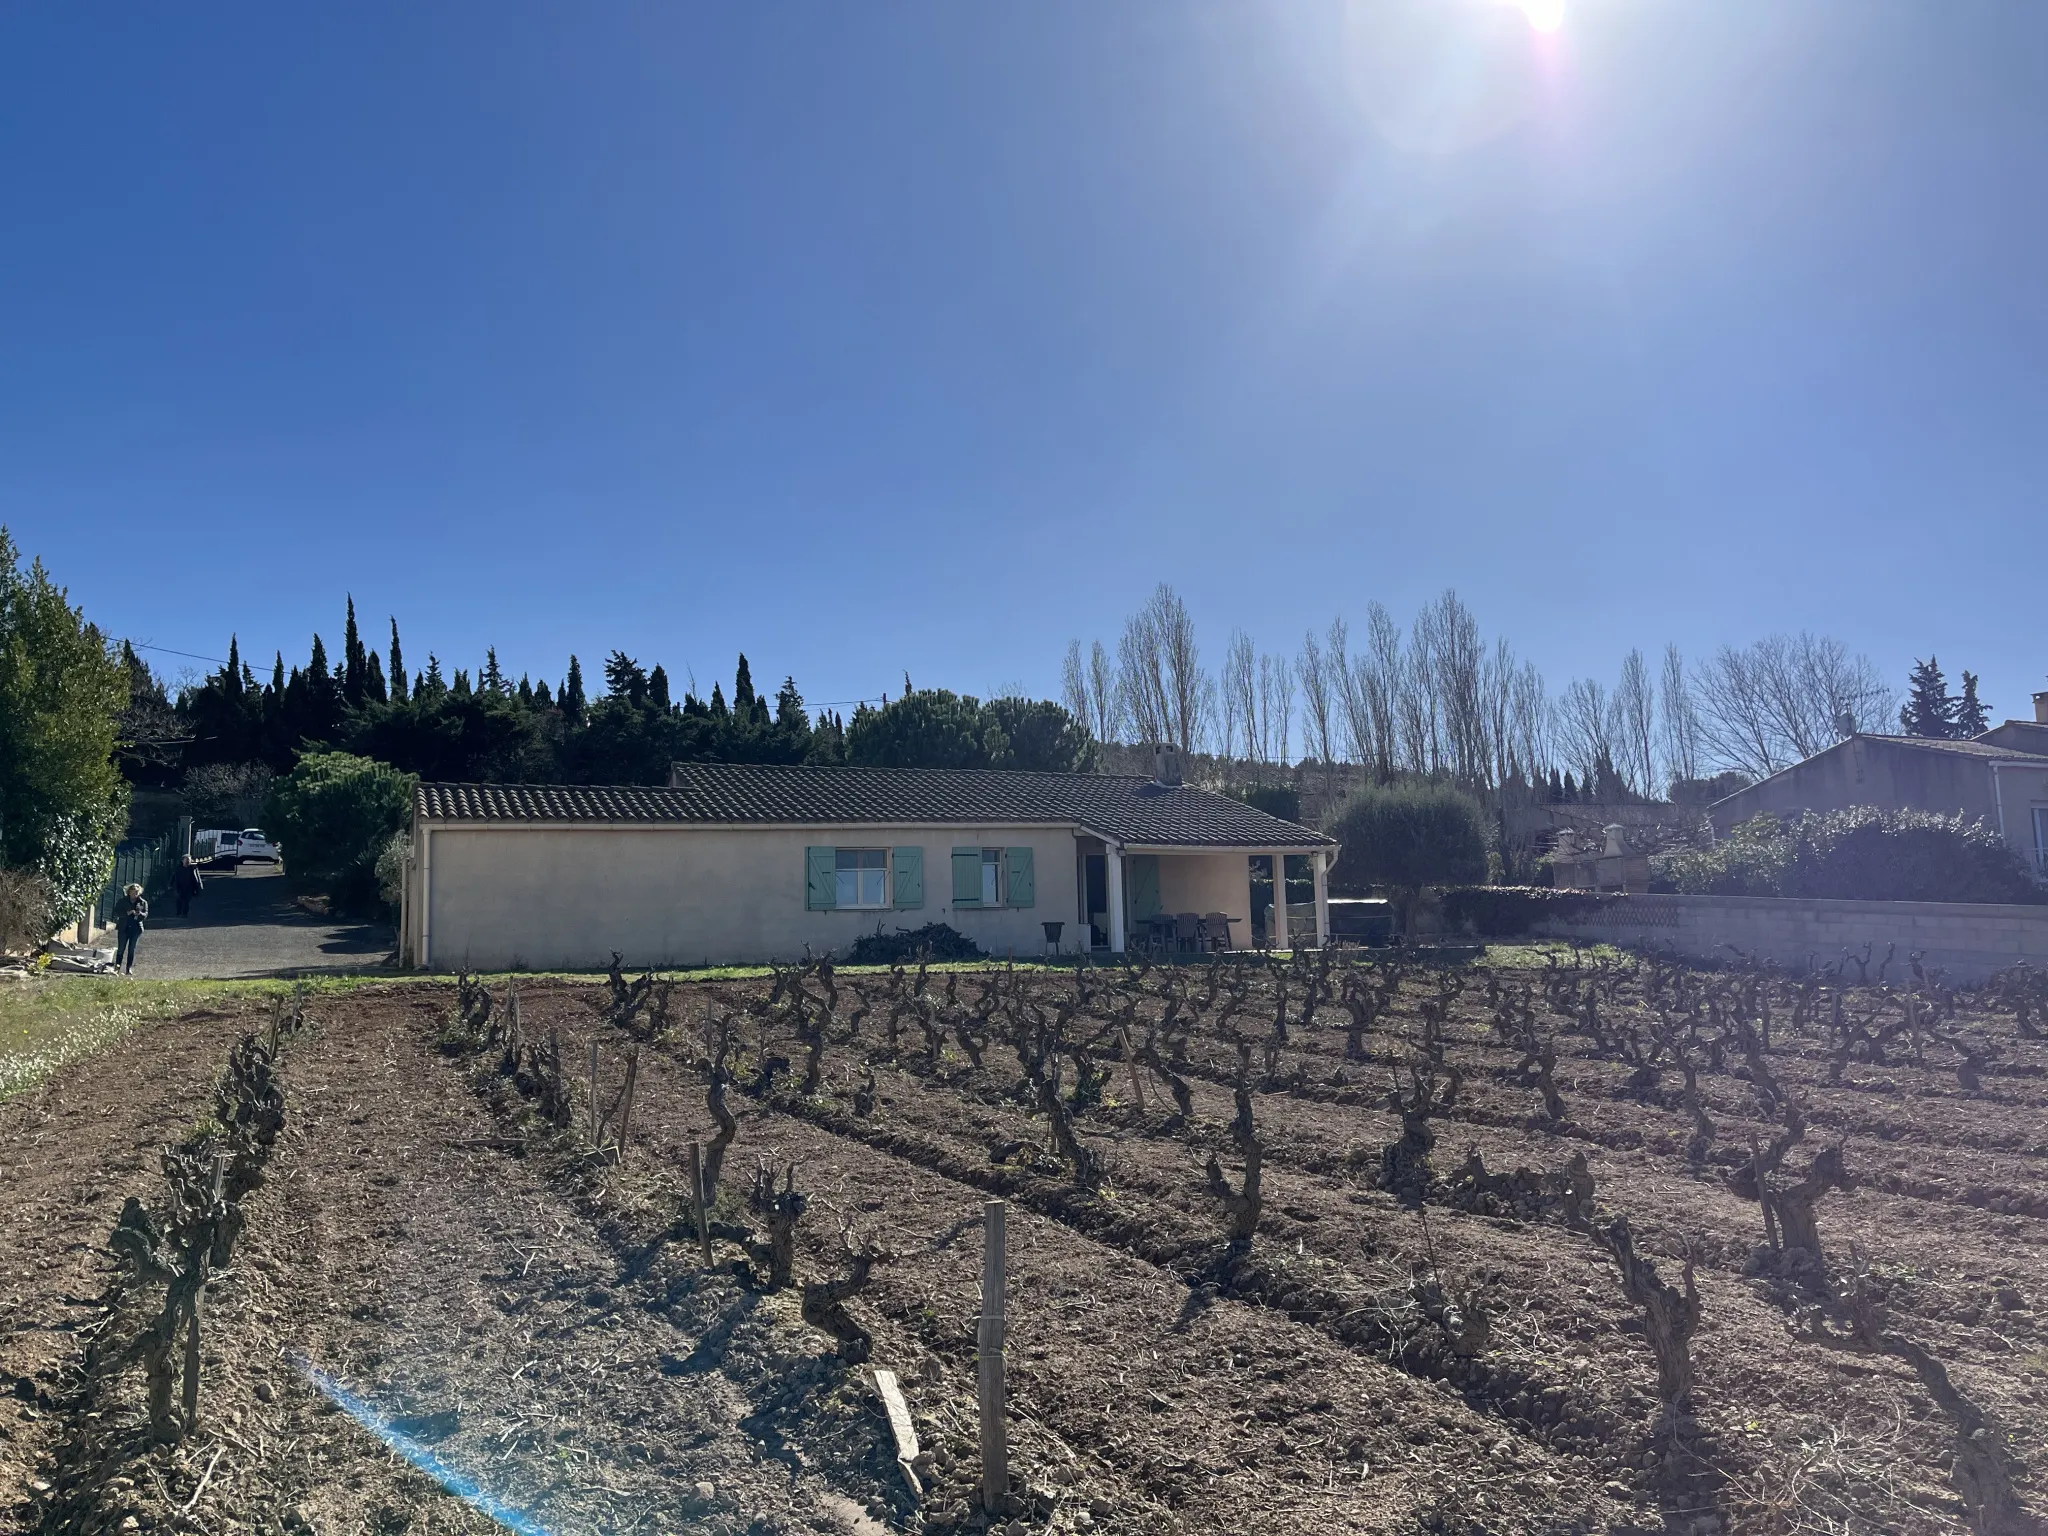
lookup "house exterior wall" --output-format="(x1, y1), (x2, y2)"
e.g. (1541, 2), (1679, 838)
(1710, 738), (2001, 832)
(1536, 892), (2048, 981)
(1153, 852), (1254, 945)
(409, 822), (1089, 970)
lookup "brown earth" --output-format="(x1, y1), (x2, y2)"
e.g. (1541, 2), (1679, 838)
(4, 953), (2045, 1536)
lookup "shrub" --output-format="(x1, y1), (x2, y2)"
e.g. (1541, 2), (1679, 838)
(1440, 886), (1617, 936)
(264, 752), (416, 917)
(1236, 783), (1301, 823)
(1327, 781), (1489, 929)
(374, 832), (410, 914)
(842, 922), (985, 966)
(1658, 808), (2042, 905)
(0, 867), (53, 953)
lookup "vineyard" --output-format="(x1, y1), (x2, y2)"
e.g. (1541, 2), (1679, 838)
(4, 946), (2046, 1536)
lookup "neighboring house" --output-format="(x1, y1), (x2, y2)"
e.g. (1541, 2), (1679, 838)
(1708, 692), (2048, 879)
(399, 760), (1336, 970)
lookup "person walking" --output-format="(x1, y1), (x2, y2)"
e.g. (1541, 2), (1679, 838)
(114, 883), (148, 976)
(172, 855), (204, 918)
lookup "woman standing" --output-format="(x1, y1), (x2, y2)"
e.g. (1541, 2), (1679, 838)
(114, 883), (148, 976)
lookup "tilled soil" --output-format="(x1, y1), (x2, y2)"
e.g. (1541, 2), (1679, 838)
(5, 958), (2045, 1536)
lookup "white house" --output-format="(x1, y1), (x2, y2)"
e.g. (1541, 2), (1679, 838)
(398, 760), (1337, 970)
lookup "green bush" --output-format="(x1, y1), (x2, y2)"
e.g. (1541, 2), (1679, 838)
(264, 752), (416, 917)
(1236, 783), (1301, 822)
(1440, 886), (1617, 936)
(842, 922), (985, 965)
(1327, 781), (1489, 929)
(1658, 809), (2043, 905)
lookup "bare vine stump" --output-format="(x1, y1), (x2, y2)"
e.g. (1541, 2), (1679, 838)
(1595, 1214), (1700, 1412)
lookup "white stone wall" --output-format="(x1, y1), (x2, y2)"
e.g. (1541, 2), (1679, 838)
(1537, 893), (2048, 980)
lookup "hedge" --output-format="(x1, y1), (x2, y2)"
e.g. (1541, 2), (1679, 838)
(1440, 886), (1619, 937)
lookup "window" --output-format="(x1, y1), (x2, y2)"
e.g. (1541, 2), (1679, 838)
(836, 848), (888, 908)
(981, 848), (1002, 907)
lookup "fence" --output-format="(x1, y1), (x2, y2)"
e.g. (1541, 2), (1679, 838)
(92, 819), (191, 931)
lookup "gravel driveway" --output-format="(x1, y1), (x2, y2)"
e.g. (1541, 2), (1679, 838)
(124, 866), (395, 980)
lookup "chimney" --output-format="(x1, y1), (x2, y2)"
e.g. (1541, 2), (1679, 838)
(1603, 824), (1626, 858)
(2035, 691), (2048, 726)
(1152, 742), (1183, 787)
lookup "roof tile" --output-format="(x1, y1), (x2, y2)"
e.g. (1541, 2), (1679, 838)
(415, 763), (1333, 848)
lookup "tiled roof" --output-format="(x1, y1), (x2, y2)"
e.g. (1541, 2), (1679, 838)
(415, 763), (1334, 848)
(1859, 735), (2048, 761)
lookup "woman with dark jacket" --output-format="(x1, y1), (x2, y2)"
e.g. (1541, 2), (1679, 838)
(114, 883), (148, 975)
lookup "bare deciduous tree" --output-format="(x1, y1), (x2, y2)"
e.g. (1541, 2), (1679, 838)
(1296, 627), (1337, 777)
(1558, 677), (1613, 787)
(1256, 651), (1293, 766)
(1660, 643), (1700, 786)
(1615, 647), (1657, 797)
(1693, 633), (1893, 779)
(1118, 584), (1211, 752)
(1222, 629), (1257, 763)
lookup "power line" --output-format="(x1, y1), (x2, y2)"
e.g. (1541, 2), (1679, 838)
(126, 640), (229, 667)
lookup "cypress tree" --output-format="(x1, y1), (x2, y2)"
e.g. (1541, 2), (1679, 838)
(710, 682), (728, 718)
(343, 596), (367, 705)
(1561, 770), (1578, 802)
(1956, 672), (1990, 736)
(517, 674), (534, 707)
(649, 664), (671, 712)
(1899, 657), (1956, 738)
(562, 655), (586, 724)
(534, 678), (553, 708)
(420, 654), (446, 700)
(452, 668), (472, 698)
(733, 654), (755, 713)
(388, 619), (408, 702)
(224, 636), (244, 701)
(483, 647), (506, 694)
(365, 650), (387, 704)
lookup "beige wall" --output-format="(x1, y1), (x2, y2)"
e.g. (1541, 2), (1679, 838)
(1153, 852), (1254, 948)
(408, 822), (1093, 970)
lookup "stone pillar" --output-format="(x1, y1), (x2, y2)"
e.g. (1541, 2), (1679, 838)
(1272, 852), (1289, 948)
(1312, 850), (1329, 949)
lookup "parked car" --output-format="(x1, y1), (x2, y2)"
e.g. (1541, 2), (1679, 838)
(194, 827), (284, 868)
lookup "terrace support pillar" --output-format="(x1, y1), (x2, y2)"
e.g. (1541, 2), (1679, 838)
(1313, 851), (1329, 949)
(1105, 847), (1127, 954)
(1271, 852), (1289, 949)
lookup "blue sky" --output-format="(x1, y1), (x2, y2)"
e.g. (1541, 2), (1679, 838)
(3, 2), (2045, 720)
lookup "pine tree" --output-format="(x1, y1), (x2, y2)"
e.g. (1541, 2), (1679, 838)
(517, 674), (534, 707)
(562, 656), (586, 724)
(483, 647), (506, 694)
(421, 654), (446, 700)
(388, 619), (408, 703)
(1956, 671), (1990, 736)
(534, 678), (553, 708)
(1900, 656), (1957, 738)
(649, 664), (671, 711)
(452, 668), (472, 698)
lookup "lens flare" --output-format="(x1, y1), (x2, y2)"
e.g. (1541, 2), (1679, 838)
(296, 1357), (558, 1536)
(1522, 0), (1564, 30)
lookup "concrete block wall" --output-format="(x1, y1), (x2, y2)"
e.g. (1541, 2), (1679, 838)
(1535, 894), (2048, 980)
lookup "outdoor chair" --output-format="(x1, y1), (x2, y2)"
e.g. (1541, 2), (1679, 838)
(1174, 912), (1201, 953)
(1200, 912), (1235, 952)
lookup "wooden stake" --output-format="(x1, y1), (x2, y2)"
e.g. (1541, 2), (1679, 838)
(588, 1039), (601, 1145)
(1119, 1026), (1147, 1116)
(978, 1200), (1008, 1514)
(687, 1140), (713, 1267)
(873, 1369), (924, 1498)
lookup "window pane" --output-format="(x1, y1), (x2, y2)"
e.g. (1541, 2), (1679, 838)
(836, 869), (859, 906)
(861, 868), (887, 905)
(860, 849), (886, 871)
(836, 849), (859, 871)
(981, 859), (999, 907)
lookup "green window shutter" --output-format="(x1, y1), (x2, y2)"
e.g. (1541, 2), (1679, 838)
(1004, 847), (1035, 908)
(805, 846), (836, 910)
(892, 846), (924, 909)
(951, 847), (982, 905)
(1129, 855), (1161, 921)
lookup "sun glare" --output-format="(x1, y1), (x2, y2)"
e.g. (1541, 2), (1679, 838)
(1521, 0), (1565, 32)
